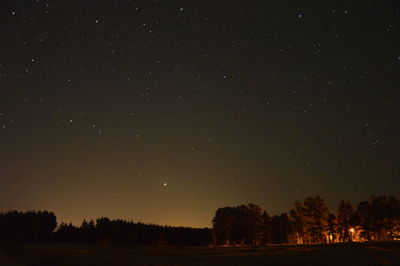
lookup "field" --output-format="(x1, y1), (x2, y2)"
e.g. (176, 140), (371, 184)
(0, 242), (400, 266)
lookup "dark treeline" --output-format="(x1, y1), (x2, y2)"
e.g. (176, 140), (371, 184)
(55, 218), (211, 246)
(212, 195), (400, 245)
(0, 211), (211, 246)
(1, 195), (399, 246)
(0, 211), (56, 242)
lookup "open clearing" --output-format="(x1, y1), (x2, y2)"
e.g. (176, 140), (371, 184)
(0, 241), (399, 266)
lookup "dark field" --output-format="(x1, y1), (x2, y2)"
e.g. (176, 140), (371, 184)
(1, 242), (400, 266)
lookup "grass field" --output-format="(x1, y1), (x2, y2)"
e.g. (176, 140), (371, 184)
(0, 241), (400, 266)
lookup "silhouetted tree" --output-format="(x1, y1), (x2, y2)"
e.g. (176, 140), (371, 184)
(373, 196), (400, 240)
(212, 203), (264, 245)
(302, 196), (329, 243)
(243, 203), (265, 245)
(54, 222), (81, 242)
(260, 211), (271, 244)
(79, 219), (96, 242)
(356, 200), (374, 241)
(289, 201), (306, 244)
(270, 213), (292, 244)
(337, 200), (356, 242)
(212, 207), (235, 245)
(327, 213), (338, 243)
(0, 210), (56, 242)
(356, 196), (400, 241)
(289, 197), (329, 243)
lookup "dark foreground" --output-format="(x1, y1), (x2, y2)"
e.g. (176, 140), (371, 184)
(1, 241), (400, 266)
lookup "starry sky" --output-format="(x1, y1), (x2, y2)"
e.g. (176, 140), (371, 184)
(1, 0), (399, 228)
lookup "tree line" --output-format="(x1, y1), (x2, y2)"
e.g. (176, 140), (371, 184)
(0, 211), (211, 246)
(1, 195), (399, 246)
(55, 218), (211, 246)
(0, 210), (57, 242)
(212, 195), (400, 245)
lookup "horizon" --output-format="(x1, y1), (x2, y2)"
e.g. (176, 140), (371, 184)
(3, 193), (398, 228)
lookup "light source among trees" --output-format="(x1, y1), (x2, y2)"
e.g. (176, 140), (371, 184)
(212, 195), (400, 245)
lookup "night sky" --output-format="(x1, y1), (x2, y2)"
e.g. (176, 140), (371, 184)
(1, 0), (399, 228)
